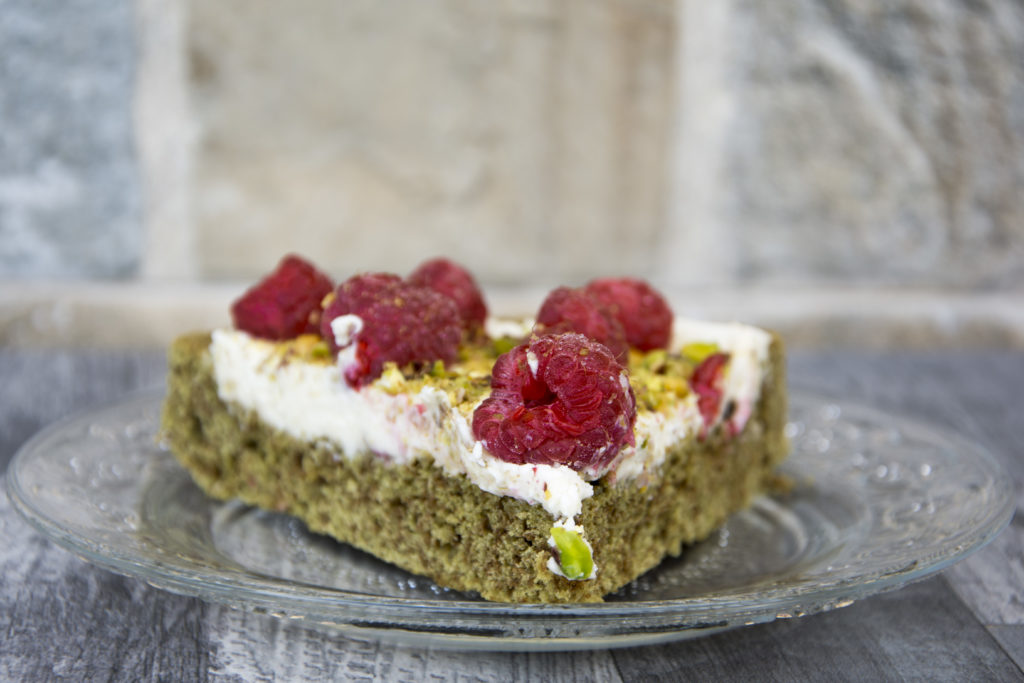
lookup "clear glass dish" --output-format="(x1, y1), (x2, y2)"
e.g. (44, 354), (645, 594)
(6, 390), (1014, 651)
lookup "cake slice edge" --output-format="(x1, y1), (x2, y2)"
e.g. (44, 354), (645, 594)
(160, 331), (788, 603)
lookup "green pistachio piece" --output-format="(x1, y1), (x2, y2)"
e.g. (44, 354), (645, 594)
(375, 363), (408, 394)
(640, 348), (668, 373)
(309, 341), (331, 360)
(551, 526), (594, 580)
(492, 336), (519, 356)
(429, 359), (447, 378)
(682, 341), (719, 364)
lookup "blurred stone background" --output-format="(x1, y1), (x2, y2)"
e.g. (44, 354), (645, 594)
(1, 0), (1022, 347)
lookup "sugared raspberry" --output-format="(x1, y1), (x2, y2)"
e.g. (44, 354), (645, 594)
(584, 277), (673, 351)
(321, 273), (462, 387)
(407, 258), (488, 336)
(230, 254), (334, 340)
(691, 352), (730, 428)
(534, 287), (629, 362)
(472, 333), (636, 474)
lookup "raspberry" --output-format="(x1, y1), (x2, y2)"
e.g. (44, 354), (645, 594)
(472, 333), (636, 474)
(320, 273), (462, 387)
(534, 287), (629, 362)
(691, 352), (730, 428)
(407, 258), (488, 335)
(230, 254), (334, 340)
(584, 278), (673, 351)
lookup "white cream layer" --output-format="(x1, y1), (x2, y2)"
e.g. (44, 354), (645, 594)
(209, 317), (771, 521)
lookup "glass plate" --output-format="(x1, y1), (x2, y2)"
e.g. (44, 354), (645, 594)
(6, 390), (1014, 651)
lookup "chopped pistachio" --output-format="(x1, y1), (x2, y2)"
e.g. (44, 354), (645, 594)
(492, 335), (519, 356)
(639, 348), (667, 373)
(550, 526), (594, 580)
(627, 349), (693, 412)
(309, 341), (331, 360)
(429, 359), (447, 378)
(377, 363), (407, 394)
(682, 341), (719, 364)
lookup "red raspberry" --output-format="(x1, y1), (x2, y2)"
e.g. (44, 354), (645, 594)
(534, 287), (629, 362)
(230, 254), (334, 340)
(407, 258), (488, 335)
(320, 273), (462, 387)
(691, 352), (730, 428)
(584, 278), (673, 351)
(472, 333), (636, 474)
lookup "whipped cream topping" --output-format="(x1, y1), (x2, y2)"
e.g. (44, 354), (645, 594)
(209, 317), (772, 522)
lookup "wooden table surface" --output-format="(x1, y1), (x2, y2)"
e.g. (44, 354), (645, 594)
(2, 348), (1022, 682)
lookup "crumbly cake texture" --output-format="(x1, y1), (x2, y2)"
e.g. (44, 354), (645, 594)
(161, 331), (788, 603)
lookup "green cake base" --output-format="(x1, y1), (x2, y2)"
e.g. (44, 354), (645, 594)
(160, 332), (788, 603)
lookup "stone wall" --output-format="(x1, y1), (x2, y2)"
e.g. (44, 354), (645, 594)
(696, 0), (1024, 288)
(0, 0), (141, 278)
(1, 0), (1022, 345)
(183, 0), (675, 285)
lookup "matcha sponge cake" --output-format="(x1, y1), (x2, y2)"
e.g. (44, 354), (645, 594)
(161, 256), (788, 603)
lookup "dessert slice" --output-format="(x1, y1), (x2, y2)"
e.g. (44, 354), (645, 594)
(161, 257), (787, 603)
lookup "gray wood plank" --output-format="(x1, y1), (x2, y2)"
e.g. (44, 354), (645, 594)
(946, 514), (1024, 626)
(202, 605), (623, 682)
(0, 489), (210, 682)
(991, 626), (1024, 674)
(611, 577), (1024, 682)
